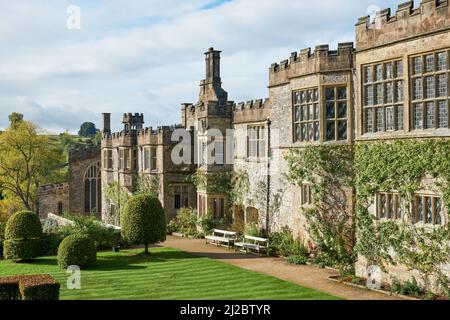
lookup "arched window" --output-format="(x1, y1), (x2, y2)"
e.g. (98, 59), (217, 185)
(84, 161), (101, 215)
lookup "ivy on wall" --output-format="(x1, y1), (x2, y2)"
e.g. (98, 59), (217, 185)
(355, 139), (450, 295)
(286, 144), (355, 274)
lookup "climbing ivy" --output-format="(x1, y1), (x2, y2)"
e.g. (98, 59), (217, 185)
(286, 144), (356, 275)
(355, 139), (450, 295)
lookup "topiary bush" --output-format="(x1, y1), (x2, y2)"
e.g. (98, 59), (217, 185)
(3, 211), (43, 261)
(5, 211), (42, 240)
(57, 234), (96, 269)
(0, 275), (60, 300)
(18, 274), (60, 300)
(3, 239), (42, 261)
(121, 194), (166, 254)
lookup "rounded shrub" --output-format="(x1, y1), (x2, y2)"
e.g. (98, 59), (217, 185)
(3, 239), (42, 261)
(121, 194), (166, 254)
(5, 211), (43, 240)
(57, 234), (96, 269)
(3, 211), (43, 261)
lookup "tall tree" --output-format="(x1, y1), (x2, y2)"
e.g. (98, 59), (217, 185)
(8, 112), (24, 128)
(78, 122), (98, 137)
(0, 119), (65, 211)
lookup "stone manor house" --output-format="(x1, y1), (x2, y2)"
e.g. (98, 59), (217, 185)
(39, 0), (450, 286)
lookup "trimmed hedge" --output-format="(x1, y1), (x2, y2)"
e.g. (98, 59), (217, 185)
(5, 211), (42, 240)
(19, 274), (60, 300)
(0, 275), (60, 300)
(3, 239), (42, 261)
(121, 195), (166, 253)
(57, 234), (97, 269)
(0, 276), (21, 300)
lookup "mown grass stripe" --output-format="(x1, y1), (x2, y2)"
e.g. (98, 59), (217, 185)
(0, 248), (339, 300)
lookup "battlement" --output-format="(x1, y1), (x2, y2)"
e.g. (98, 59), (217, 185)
(122, 113), (144, 124)
(269, 43), (354, 87)
(68, 145), (100, 162)
(233, 99), (269, 111)
(37, 182), (69, 196)
(104, 124), (184, 146)
(232, 99), (271, 124)
(356, 0), (450, 51)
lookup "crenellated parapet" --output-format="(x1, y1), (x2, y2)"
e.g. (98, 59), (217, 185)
(103, 124), (185, 147)
(68, 145), (100, 162)
(356, 0), (450, 51)
(269, 43), (354, 87)
(232, 98), (271, 124)
(37, 182), (69, 196)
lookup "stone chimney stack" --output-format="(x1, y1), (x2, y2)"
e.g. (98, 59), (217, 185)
(205, 47), (221, 84)
(102, 113), (111, 135)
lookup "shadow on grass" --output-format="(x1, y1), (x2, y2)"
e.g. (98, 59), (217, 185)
(174, 251), (271, 261)
(89, 250), (204, 271)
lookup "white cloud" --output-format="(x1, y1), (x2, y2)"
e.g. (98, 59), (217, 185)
(0, 0), (419, 132)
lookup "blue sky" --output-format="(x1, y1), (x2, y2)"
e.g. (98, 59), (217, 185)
(0, 0), (420, 133)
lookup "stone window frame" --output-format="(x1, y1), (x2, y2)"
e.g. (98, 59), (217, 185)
(413, 193), (443, 226)
(410, 49), (450, 130)
(118, 147), (137, 172)
(323, 85), (349, 141)
(376, 192), (402, 221)
(143, 146), (157, 172)
(83, 161), (101, 215)
(57, 202), (64, 215)
(103, 149), (113, 170)
(292, 87), (320, 143)
(362, 59), (404, 134)
(301, 183), (313, 206)
(174, 184), (190, 210)
(246, 124), (266, 161)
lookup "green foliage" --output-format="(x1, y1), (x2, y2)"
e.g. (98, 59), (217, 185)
(8, 112), (24, 128)
(287, 255), (308, 265)
(269, 227), (309, 257)
(0, 222), (4, 257)
(5, 211), (43, 240)
(198, 213), (224, 235)
(58, 214), (119, 250)
(135, 175), (160, 198)
(103, 182), (130, 226)
(78, 122), (98, 137)
(3, 211), (42, 261)
(3, 239), (42, 261)
(189, 171), (232, 194)
(286, 145), (355, 274)
(229, 170), (250, 207)
(57, 234), (97, 269)
(121, 195), (166, 253)
(391, 277), (423, 297)
(0, 119), (66, 211)
(40, 233), (65, 256)
(355, 139), (450, 294)
(167, 208), (198, 237)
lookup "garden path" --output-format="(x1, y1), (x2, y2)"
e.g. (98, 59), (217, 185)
(162, 236), (403, 300)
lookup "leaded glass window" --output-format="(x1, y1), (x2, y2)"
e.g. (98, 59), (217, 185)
(410, 50), (450, 130)
(363, 60), (404, 133)
(325, 86), (348, 141)
(293, 88), (319, 142)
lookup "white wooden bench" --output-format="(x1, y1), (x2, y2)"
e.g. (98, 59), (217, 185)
(234, 235), (269, 255)
(205, 229), (237, 248)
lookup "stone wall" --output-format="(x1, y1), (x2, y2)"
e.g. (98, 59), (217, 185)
(37, 183), (69, 218)
(68, 146), (101, 216)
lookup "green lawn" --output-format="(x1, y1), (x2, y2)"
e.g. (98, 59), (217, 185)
(0, 247), (339, 300)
